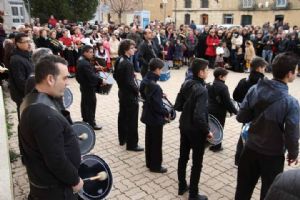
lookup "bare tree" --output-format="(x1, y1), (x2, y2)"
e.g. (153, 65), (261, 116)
(107, 0), (139, 23)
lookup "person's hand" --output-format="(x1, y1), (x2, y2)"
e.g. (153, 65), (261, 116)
(207, 132), (213, 140)
(72, 178), (84, 193)
(101, 80), (107, 86)
(287, 156), (298, 166)
(95, 65), (104, 71)
(162, 93), (167, 98)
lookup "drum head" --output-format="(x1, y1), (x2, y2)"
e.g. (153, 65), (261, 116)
(162, 98), (176, 120)
(79, 155), (113, 200)
(72, 122), (95, 155)
(207, 115), (223, 145)
(63, 88), (73, 109)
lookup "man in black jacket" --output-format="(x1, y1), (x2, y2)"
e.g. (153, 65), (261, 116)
(76, 45), (104, 130)
(207, 68), (238, 152)
(113, 39), (143, 151)
(9, 33), (33, 120)
(140, 58), (169, 173)
(233, 57), (267, 165)
(174, 58), (212, 200)
(19, 55), (83, 200)
(138, 29), (157, 77)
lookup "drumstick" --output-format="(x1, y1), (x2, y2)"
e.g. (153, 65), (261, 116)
(95, 61), (109, 79)
(83, 172), (108, 181)
(78, 133), (88, 140)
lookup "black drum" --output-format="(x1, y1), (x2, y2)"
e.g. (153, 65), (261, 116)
(207, 114), (223, 145)
(96, 72), (114, 95)
(231, 99), (240, 112)
(79, 155), (113, 200)
(72, 122), (96, 155)
(162, 97), (176, 121)
(63, 88), (73, 109)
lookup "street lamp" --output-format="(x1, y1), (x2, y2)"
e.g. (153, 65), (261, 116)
(162, 0), (168, 24)
(174, 0), (177, 27)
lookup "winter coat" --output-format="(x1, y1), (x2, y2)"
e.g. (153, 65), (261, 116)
(205, 35), (219, 57)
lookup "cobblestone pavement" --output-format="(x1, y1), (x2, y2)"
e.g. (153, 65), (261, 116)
(6, 66), (300, 200)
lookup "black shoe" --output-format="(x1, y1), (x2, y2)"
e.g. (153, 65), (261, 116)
(92, 124), (102, 130)
(127, 146), (144, 152)
(150, 166), (167, 173)
(209, 146), (223, 152)
(119, 141), (126, 146)
(178, 185), (189, 195)
(189, 194), (208, 200)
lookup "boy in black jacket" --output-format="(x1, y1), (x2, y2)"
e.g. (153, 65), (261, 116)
(207, 68), (238, 152)
(140, 58), (169, 173)
(174, 58), (212, 200)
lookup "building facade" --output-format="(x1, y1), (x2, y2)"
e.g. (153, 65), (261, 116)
(0, 0), (30, 30)
(174, 0), (300, 26)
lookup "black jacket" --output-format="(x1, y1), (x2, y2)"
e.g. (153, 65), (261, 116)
(233, 71), (264, 103)
(140, 71), (168, 126)
(19, 91), (81, 188)
(138, 40), (157, 71)
(207, 79), (238, 126)
(265, 169), (300, 200)
(35, 37), (51, 48)
(9, 48), (33, 104)
(174, 76), (209, 134)
(76, 56), (103, 90)
(113, 56), (139, 103)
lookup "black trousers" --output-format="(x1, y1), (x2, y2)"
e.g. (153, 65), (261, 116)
(177, 129), (207, 197)
(235, 147), (284, 200)
(141, 65), (148, 78)
(235, 135), (244, 165)
(145, 124), (163, 170)
(80, 87), (97, 126)
(28, 184), (77, 200)
(118, 100), (139, 148)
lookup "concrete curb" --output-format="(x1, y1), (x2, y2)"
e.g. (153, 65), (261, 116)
(0, 86), (14, 200)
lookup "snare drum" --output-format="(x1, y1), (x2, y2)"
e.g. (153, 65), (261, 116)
(72, 122), (96, 155)
(96, 72), (115, 95)
(78, 155), (113, 200)
(207, 114), (223, 145)
(162, 97), (176, 121)
(63, 88), (73, 109)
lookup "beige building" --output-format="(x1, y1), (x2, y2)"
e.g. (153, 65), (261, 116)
(174, 0), (300, 27)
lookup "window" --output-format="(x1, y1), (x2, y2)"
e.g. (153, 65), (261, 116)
(184, 14), (191, 25)
(276, 0), (287, 7)
(242, 0), (253, 8)
(201, 0), (209, 8)
(185, 0), (192, 8)
(223, 14), (233, 24)
(11, 7), (18, 16)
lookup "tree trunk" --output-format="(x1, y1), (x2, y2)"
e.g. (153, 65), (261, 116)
(118, 12), (122, 24)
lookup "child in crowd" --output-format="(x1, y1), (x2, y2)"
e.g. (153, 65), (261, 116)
(244, 40), (256, 73)
(215, 42), (225, 68)
(173, 39), (183, 69)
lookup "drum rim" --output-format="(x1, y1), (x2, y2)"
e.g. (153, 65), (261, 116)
(72, 121), (96, 155)
(63, 88), (73, 109)
(208, 114), (224, 145)
(162, 97), (176, 121)
(79, 154), (113, 199)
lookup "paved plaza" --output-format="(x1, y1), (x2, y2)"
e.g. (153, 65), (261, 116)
(6, 66), (300, 200)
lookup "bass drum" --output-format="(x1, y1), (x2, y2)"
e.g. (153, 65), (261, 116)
(207, 114), (223, 145)
(63, 88), (73, 109)
(78, 155), (113, 200)
(72, 122), (96, 155)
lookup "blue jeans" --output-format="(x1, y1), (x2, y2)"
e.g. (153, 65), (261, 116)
(262, 50), (273, 71)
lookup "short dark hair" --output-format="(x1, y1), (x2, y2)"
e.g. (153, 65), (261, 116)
(81, 45), (93, 54)
(213, 67), (228, 79)
(32, 48), (53, 66)
(149, 58), (164, 71)
(250, 57), (268, 71)
(272, 52), (299, 79)
(15, 33), (28, 43)
(35, 55), (68, 84)
(118, 39), (135, 56)
(191, 58), (209, 77)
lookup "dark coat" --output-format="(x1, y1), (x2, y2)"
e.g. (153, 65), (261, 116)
(35, 37), (51, 48)
(76, 56), (102, 90)
(113, 56), (139, 103)
(207, 79), (238, 126)
(233, 71), (264, 103)
(138, 40), (157, 75)
(237, 79), (299, 158)
(19, 91), (81, 188)
(140, 71), (168, 126)
(174, 76), (209, 135)
(9, 48), (33, 104)
(265, 169), (300, 200)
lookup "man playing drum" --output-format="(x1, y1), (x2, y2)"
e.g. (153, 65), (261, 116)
(19, 55), (83, 200)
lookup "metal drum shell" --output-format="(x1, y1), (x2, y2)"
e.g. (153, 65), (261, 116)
(207, 114), (224, 145)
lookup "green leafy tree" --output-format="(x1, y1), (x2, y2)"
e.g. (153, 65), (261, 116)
(24, 0), (98, 23)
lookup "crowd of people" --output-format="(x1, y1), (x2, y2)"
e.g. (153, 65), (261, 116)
(0, 15), (300, 200)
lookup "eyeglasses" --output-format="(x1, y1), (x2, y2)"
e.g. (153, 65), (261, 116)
(18, 40), (32, 44)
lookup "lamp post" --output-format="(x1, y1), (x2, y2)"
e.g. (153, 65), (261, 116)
(162, 0), (167, 24)
(174, 0), (177, 28)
